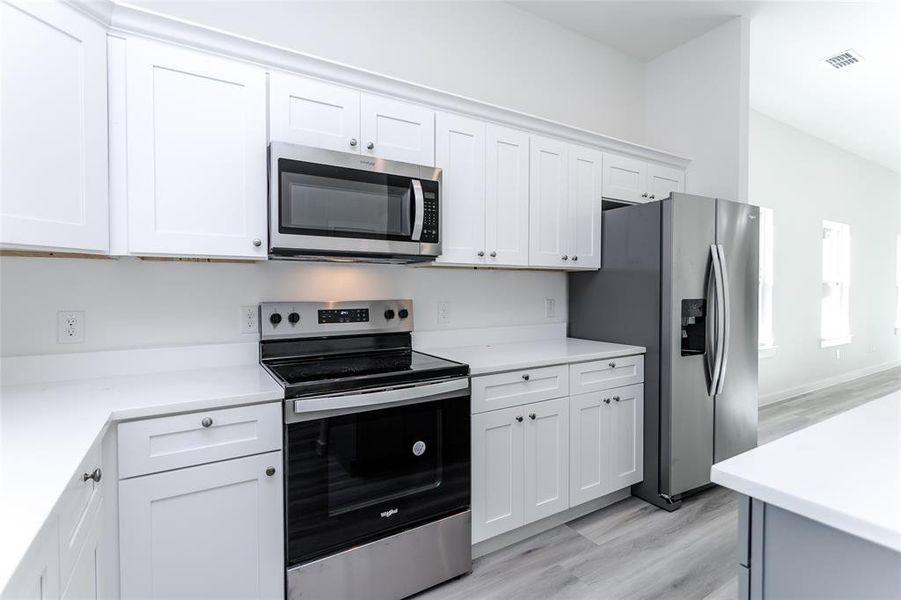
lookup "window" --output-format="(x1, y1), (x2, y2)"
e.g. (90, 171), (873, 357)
(821, 220), (852, 347)
(758, 207), (775, 349)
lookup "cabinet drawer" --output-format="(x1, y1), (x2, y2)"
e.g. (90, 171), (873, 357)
(58, 439), (102, 584)
(471, 365), (568, 414)
(569, 355), (644, 395)
(118, 403), (281, 478)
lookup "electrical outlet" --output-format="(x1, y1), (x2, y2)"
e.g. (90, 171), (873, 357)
(545, 298), (556, 319)
(437, 301), (451, 325)
(57, 310), (85, 344)
(240, 306), (258, 334)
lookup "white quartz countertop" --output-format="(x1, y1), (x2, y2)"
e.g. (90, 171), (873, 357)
(0, 364), (283, 590)
(420, 337), (645, 375)
(711, 392), (901, 553)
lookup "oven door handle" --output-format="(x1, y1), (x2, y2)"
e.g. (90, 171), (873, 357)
(292, 377), (468, 418)
(411, 179), (425, 241)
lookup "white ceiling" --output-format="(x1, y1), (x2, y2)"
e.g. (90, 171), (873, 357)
(512, 1), (900, 172)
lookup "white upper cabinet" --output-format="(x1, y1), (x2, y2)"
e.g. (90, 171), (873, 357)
(603, 153), (685, 204)
(0, 0), (109, 253)
(602, 154), (647, 204)
(268, 72), (361, 153)
(647, 164), (685, 202)
(568, 146), (603, 269)
(529, 136), (569, 268)
(435, 113), (486, 265)
(122, 38), (268, 259)
(361, 94), (435, 165)
(485, 125), (530, 267)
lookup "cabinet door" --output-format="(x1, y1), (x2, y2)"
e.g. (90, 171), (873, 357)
(522, 397), (569, 524)
(529, 136), (569, 268)
(471, 406), (524, 543)
(1, 518), (60, 600)
(609, 384), (644, 490)
(61, 498), (103, 600)
(602, 153), (647, 203)
(434, 112), (486, 265)
(268, 72), (361, 153)
(0, 0), (109, 253)
(647, 164), (685, 202)
(485, 125), (530, 267)
(568, 146), (603, 269)
(361, 94), (435, 165)
(119, 452), (284, 600)
(569, 392), (609, 506)
(125, 38), (268, 259)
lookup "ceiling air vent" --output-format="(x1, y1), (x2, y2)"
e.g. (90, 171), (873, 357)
(824, 49), (864, 69)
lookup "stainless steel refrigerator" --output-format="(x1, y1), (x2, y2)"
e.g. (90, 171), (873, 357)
(569, 193), (758, 511)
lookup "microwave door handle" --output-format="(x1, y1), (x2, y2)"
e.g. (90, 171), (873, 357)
(411, 179), (424, 241)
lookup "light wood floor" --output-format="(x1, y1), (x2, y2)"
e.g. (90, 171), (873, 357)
(418, 366), (901, 600)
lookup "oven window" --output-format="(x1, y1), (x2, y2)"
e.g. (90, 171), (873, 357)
(279, 159), (413, 240)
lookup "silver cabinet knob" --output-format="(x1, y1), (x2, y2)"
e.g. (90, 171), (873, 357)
(477, 250), (485, 257)
(515, 415), (524, 422)
(529, 413), (536, 420)
(572, 256), (578, 262)
(522, 374), (530, 381)
(367, 141), (374, 150)
(613, 396), (621, 402)
(266, 467), (276, 477)
(82, 468), (102, 483)
(603, 398), (611, 405)
(349, 138), (358, 147)
(649, 194), (656, 199)
(641, 193), (648, 198)
(489, 251), (497, 258)
(201, 417), (213, 428)
(252, 239), (262, 247)
(562, 255), (569, 261)
(608, 362), (617, 368)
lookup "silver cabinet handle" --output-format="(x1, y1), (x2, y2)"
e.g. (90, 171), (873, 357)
(650, 194), (656, 199)
(613, 396), (621, 402)
(529, 413), (536, 420)
(515, 415), (524, 422)
(349, 138), (358, 147)
(641, 193), (648, 198)
(477, 251), (485, 257)
(266, 467), (276, 477)
(83, 468), (102, 483)
(608, 361), (616, 368)
(522, 373), (530, 381)
(562, 255), (569, 261)
(572, 256), (578, 261)
(252, 239), (262, 247)
(201, 417), (213, 428)
(367, 141), (374, 150)
(603, 398), (611, 405)
(489, 251), (497, 258)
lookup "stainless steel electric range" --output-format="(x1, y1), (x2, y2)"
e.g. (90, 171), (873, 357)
(259, 300), (471, 600)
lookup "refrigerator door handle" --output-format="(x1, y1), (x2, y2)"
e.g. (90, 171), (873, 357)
(707, 244), (725, 397)
(715, 244), (731, 395)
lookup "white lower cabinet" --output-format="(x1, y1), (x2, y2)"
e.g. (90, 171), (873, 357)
(2, 520), (60, 600)
(119, 451), (284, 600)
(522, 398), (569, 523)
(60, 500), (103, 600)
(471, 405), (525, 543)
(570, 384), (644, 505)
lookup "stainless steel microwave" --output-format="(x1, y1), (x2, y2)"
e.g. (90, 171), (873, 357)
(268, 142), (442, 263)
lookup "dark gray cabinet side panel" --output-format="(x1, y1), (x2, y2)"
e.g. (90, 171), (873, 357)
(762, 504), (901, 599)
(661, 194), (716, 497)
(737, 494), (751, 567)
(569, 202), (662, 505)
(714, 199), (759, 463)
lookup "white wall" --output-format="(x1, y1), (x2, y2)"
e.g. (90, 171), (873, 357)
(750, 111), (901, 403)
(0, 258), (565, 356)
(130, 0), (647, 142)
(645, 17), (750, 203)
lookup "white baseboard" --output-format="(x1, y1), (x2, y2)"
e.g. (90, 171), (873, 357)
(759, 359), (901, 407)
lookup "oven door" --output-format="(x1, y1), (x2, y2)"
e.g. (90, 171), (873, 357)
(269, 143), (441, 260)
(284, 378), (470, 567)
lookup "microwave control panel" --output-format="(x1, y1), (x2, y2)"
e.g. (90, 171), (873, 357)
(421, 190), (439, 243)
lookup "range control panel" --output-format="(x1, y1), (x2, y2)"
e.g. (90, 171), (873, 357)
(260, 300), (413, 340)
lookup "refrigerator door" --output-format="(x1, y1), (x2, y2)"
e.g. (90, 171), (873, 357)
(714, 199), (759, 463)
(660, 194), (717, 497)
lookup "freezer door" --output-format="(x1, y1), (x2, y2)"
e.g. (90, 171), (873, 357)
(714, 199), (759, 462)
(660, 194), (717, 497)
